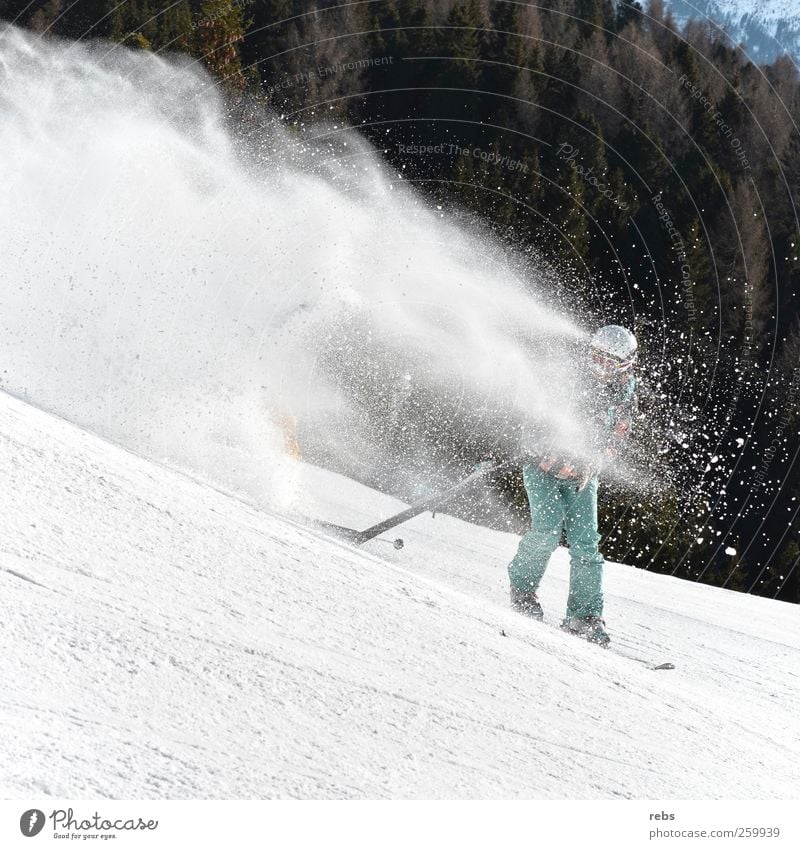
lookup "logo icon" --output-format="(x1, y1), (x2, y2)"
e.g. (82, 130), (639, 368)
(19, 809), (46, 837)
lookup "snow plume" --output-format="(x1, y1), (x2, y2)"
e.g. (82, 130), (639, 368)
(0, 27), (598, 510)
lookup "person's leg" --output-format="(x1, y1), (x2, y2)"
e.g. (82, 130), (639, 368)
(562, 477), (605, 619)
(508, 466), (565, 594)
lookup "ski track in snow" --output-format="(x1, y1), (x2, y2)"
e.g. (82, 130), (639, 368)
(1, 390), (799, 799)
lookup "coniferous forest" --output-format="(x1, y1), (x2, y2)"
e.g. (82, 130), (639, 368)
(2, 0), (799, 602)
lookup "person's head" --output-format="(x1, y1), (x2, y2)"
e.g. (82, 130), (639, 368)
(588, 325), (637, 381)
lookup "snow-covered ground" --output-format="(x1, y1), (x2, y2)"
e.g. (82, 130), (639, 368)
(1, 388), (799, 799)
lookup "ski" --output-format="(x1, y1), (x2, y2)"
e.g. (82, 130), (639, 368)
(312, 460), (502, 547)
(609, 639), (676, 670)
(610, 648), (676, 671)
(503, 623), (676, 671)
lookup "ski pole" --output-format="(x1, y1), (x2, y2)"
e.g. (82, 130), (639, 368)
(375, 537), (405, 550)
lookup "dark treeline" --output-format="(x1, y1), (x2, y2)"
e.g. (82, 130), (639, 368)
(3, 0), (800, 601)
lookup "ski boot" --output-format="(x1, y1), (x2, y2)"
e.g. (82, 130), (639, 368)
(510, 586), (544, 621)
(561, 615), (610, 647)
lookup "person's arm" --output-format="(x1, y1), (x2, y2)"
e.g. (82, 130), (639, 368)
(602, 375), (638, 464)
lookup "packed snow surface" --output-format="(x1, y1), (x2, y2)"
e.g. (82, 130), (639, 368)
(1, 389), (799, 799)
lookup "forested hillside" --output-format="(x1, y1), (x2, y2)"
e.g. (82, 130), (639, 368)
(2, 0), (798, 602)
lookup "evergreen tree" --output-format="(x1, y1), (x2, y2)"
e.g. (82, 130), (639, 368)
(615, 0), (643, 31)
(190, 0), (248, 88)
(480, 1), (526, 93)
(574, 0), (615, 41)
(437, 0), (483, 88)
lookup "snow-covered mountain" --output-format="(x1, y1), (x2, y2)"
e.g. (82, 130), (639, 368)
(665, 1), (800, 63)
(1, 387), (798, 799)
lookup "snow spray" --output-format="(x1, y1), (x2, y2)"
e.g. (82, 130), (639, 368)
(0, 27), (598, 511)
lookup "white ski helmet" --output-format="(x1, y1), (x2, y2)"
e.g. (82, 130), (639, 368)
(589, 324), (637, 377)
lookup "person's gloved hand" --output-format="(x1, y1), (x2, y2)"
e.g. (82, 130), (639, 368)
(540, 456), (583, 481)
(540, 458), (575, 477)
(538, 456), (558, 474)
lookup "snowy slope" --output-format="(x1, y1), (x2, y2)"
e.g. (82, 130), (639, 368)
(665, 1), (800, 62)
(1, 388), (799, 799)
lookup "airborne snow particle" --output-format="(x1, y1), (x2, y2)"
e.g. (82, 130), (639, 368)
(725, 547), (737, 556)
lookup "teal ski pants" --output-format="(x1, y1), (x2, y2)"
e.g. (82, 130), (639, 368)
(508, 465), (604, 618)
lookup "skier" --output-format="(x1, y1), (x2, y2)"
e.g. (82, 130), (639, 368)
(507, 325), (638, 645)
